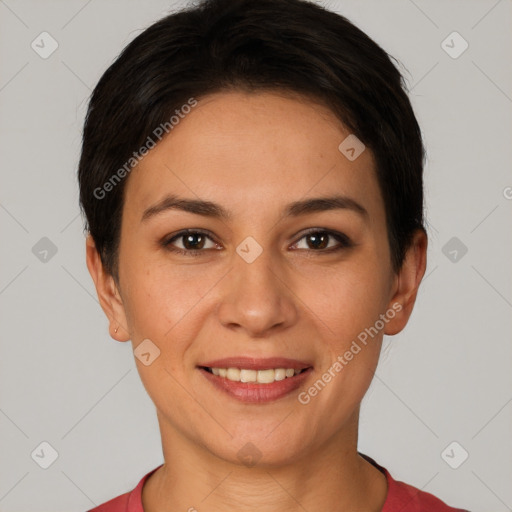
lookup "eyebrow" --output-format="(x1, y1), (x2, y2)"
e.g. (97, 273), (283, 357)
(141, 193), (368, 223)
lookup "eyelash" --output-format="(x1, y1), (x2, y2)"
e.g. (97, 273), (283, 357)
(162, 228), (353, 256)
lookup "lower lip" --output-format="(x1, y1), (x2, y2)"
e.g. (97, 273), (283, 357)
(198, 367), (313, 403)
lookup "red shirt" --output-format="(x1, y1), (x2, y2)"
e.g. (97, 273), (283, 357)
(87, 458), (469, 512)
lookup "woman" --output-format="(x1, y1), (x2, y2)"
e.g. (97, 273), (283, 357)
(79, 0), (469, 510)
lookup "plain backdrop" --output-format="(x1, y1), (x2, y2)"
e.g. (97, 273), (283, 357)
(0, 0), (511, 511)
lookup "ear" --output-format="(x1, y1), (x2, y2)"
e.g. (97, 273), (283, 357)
(85, 234), (130, 342)
(384, 229), (428, 336)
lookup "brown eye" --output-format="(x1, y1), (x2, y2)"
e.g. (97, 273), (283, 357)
(305, 232), (329, 250)
(163, 230), (219, 255)
(181, 233), (206, 250)
(292, 229), (353, 252)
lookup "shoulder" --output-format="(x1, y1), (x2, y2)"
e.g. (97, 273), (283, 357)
(360, 453), (469, 511)
(86, 465), (163, 512)
(385, 475), (469, 511)
(373, 459), (469, 512)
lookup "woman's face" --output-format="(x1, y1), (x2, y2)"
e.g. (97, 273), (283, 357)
(89, 91), (424, 467)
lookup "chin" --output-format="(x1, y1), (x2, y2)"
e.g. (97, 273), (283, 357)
(209, 429), (309, 469)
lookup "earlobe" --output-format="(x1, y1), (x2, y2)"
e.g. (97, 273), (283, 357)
(85, 234), (130, 342)
(384, 229), (428, 336)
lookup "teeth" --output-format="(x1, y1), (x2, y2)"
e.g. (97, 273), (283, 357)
(257, 369), (275, 383)
(274, 368), (286, 381)
(208, 367), (304, 383)
(240, 369), (257, 382)
(226, 368), (240, 381)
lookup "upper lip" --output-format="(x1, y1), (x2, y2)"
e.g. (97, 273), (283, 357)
(198, 357), (313, 371)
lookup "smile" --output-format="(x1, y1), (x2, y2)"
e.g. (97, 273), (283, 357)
(197, 357), (313, 403)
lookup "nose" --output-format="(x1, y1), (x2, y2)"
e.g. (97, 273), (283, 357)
(216, 246), (299, 338)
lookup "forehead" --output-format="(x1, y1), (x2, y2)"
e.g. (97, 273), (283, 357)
(123, 90), (383, 223)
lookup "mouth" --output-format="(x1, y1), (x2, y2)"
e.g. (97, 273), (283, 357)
(197, 357), (313, 403)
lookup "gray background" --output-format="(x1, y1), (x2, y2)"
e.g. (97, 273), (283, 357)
(0, 0), (511, 510)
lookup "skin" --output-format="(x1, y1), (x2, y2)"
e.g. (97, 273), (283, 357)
(86, 90), (427, 512)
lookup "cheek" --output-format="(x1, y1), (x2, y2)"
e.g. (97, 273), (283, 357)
(120, 262), (223, 353)
(304, 261), (390, 341)
(300, 274), (385, 419)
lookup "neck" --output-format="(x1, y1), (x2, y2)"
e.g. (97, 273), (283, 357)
(142, 413), (387, 512)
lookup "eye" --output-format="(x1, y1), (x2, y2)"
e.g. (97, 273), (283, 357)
(163, 230), (220, 255)
(291, 229), (353, 252)
(162, 228), (353, 256)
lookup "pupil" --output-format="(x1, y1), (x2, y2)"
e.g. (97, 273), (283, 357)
(308, 233), (328, 249)
(184, 233), (204, 250)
